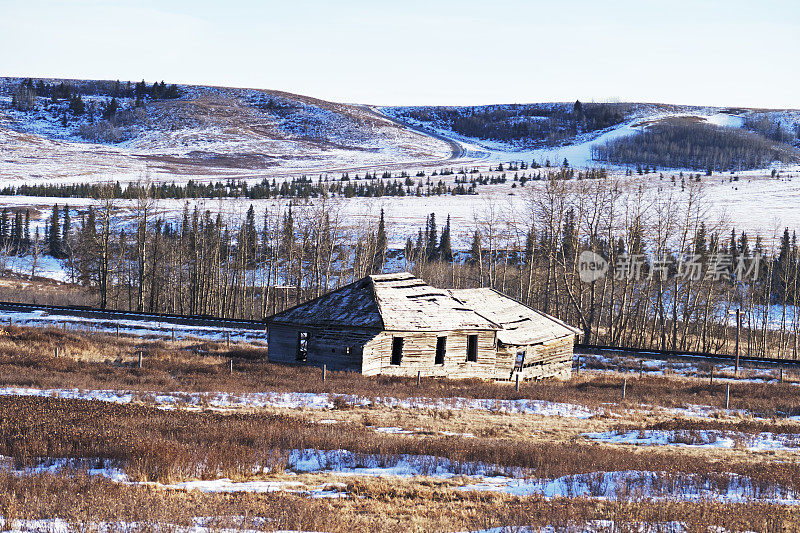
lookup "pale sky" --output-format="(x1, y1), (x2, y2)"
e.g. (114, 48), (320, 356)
(0, 0), (797, 108)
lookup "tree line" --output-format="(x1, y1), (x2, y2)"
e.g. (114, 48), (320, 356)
(4, 174), (800, 359)
(593, 119), (800, 171)
(395, 101), (628, 145)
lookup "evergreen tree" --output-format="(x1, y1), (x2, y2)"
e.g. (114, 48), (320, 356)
(0, 208), (8, 248)
(426, 213), (438, 260)
(49, 204), (62, 257)
(469, 229), (483, 264)
(62, 205), (71, 251)
(23, 209), (30, 251)
(438, 215), (453, 262)
(374, 208), (387, 272)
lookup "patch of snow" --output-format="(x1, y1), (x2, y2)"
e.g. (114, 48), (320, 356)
(0, 386), (597, 418)
(584, 430), (800, 452)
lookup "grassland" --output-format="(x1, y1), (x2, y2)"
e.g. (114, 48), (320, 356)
(1, 324), (800, 531)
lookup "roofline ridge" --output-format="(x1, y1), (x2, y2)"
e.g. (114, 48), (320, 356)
(367, 275), (387, 330)
(266, 276), (371, 322)
(486, 287), (582, 335)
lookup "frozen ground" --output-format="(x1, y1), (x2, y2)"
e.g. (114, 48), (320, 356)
(585, 429), (800, 452)
(0, 386), (596, 418)
(0, 307), (264, 342)
(4, 452), (797, 505)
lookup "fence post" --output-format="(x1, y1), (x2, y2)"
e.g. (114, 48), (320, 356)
(54, 346), (59, 358)
(417, 370), (421, 388)
(622, 378), (627, 400)
(138, 351), (143, 369)
(515, 373), (520, 391)
(323, 364), (327, 382)
(229, 359), (233, 375)
(780, 367), (784, 383)
(710, 366), (714, 386)
(226, 331), (230, 347)
(725, 384), (730, 409)
(734, 308), (741, 376)
(116, 324), (120, 338)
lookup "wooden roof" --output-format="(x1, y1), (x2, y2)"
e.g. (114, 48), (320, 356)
(268, 272), (499, 331)
(448, 288), (581, 345)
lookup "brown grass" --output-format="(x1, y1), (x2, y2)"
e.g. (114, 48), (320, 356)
(1, 395), (799, 496)
(1, 471), (799, 532)
(1, 324), (800, 421)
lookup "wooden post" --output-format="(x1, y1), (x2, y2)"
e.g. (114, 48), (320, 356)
(54, 346), (59, 358)
(576, 356), (580, 375)
(725, 384), (730, 409)
(417, 370), (421, 388)
(171, 328), (175, 342)
(734, 308), (741, 376)
(138, 351), (143, 369)
(62, 322), (66, 332)
(515, 373), (520, 391)
(710, 366), (714, 386)
(226, 331), (230, 347)
(780, 367), (784, 383)
(322, 364), (327, 382)
(116, 324), (120, 338)
(229, 359), (233, 375)
(622, 378), (627, 400)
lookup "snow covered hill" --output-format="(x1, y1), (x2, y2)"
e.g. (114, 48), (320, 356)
(0, 78), (452, 184)
(381, 103), (800, 170)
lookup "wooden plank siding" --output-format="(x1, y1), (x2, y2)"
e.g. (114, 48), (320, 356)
(496, 335), (575, 381)
(362, 330), (497, 378)
(267, 323), (378, 372)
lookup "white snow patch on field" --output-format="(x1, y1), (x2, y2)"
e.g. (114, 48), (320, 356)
(0, 308), (263, 342)
(584, 430), (800, 452)
(0, 386), (597, 418)
(5, 453), (799, 505)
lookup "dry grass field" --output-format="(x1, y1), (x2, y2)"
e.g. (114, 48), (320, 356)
(1, 324), (800, 531)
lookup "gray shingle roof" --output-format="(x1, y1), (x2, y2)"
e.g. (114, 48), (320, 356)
(448, 288), (581, 345)
(268, 272), (498, 331)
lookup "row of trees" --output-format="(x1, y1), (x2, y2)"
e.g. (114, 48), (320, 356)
(5, 174), (800, 359)
(397, 101), (628, 146)
(593, 119), (800, 171)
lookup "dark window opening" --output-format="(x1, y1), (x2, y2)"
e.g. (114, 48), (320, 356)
(391, 337), (404, 365)
(467, 334), (478, 362)
(435, 336), (447, 365)
(515, 350), (525, 371)
(296, 331), (309, 361)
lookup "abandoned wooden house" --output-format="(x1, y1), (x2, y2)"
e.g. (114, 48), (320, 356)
(266, 272), (580, 380)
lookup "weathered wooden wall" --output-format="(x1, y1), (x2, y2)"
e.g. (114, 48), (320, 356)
(496, 335), (575, 381)
(362, 330), (497, 378)
(267, 323), (378, 371)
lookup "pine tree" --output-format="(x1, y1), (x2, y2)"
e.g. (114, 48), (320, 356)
(469, 229), (482, 264)
(0, 208), (8, 248)
(374, 208), (387, 272)
(49, 204), (62, 257)
(23, 209), (30, 252)
(426, 213), (438, 261)
(62, 205), (71, 251)
(438, 215), (453, 262)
